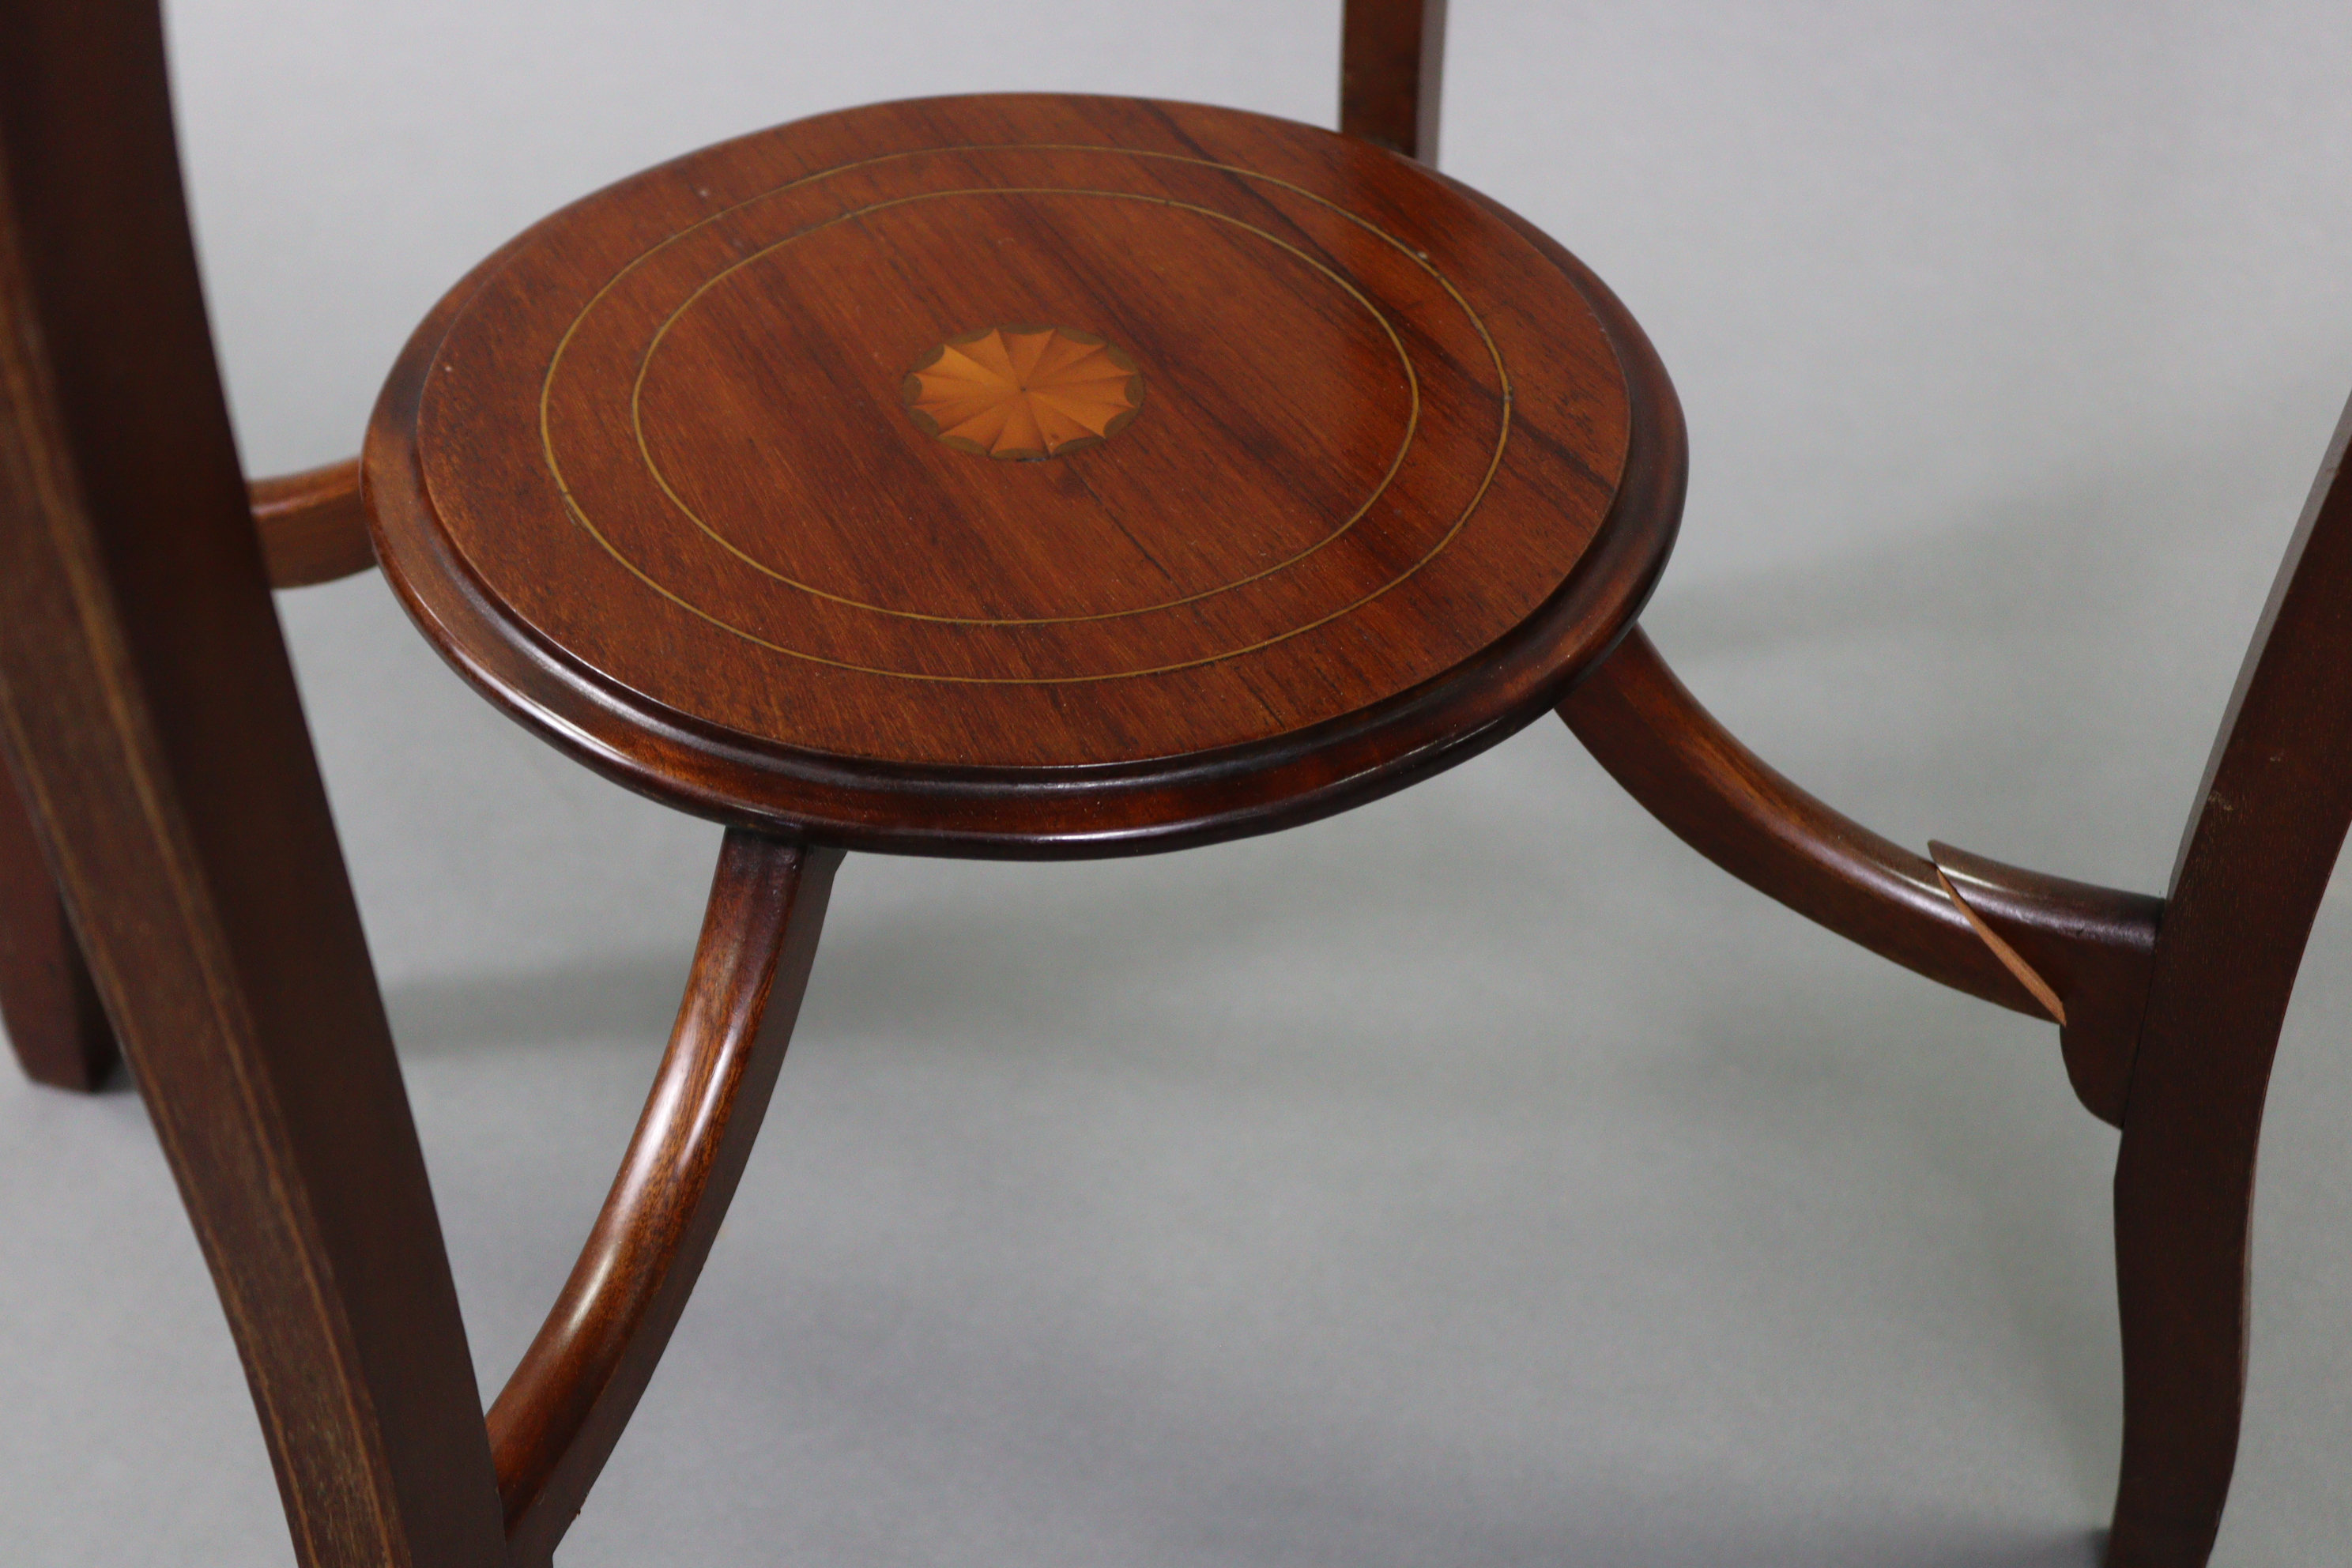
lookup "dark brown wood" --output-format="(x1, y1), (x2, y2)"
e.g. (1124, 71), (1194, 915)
(1559, 627), (2022, 1011)
(4, 356), (369, 1102)
(0, 4), (507, 1564)
(251, 456), (375, 587)
(13, 2), (2339, 1556)
(1928, 841), (2161, 1127)
(488, 831), (841, 1565)
(1556, 642), (2171, 1126)
(0, 752), (118, 1089)
(1467, 175), (2162, 1085)
(1340, 0), (1448, 163)
(2101, 394), (2352, 1566)
(1488, 148), (2332, 1565)
(365, 93), (1680, 858)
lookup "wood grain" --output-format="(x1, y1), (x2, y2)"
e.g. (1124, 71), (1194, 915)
(0, 752), (118, 1089)
(1341, 0), (1448, 164)
(367, 92), (1679, 856)
(16, 2), (2323, 1559)
(0, 5), (506, 1563)
(2102, 391), (2352, 1567)
(489, 832), (842, 1566)
(251, 457), (375, 587)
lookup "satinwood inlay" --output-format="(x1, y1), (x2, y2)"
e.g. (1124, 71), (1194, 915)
(365, 94), (1681, 854)
(904, 326), (1142, 459)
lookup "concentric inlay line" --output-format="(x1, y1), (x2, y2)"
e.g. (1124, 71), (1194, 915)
(523, 142), (1515, 684)
(622, 184), (1422, 628)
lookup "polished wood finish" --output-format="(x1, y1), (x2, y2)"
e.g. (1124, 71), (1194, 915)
(247, 6), (1453, 594)
(0, 4), (507, 1563)
(251, 456), (375, 587)
(1546, 315), (2352, 1568)
(1487, 199), (2062, 1018)
(2101, 394), (2352, 1566)
(490, 831), (842, 1566)
(0, 757), (118, 1089)
(1543, 624), (2175, 1126)
(1928, 841), (2161, 1128)
(1931, 858), (2070, 1023)
(1341, 0), (1448, 164)
(367, 93), (1679, 855)
(9, 2), (2347, 1562)
(3, 206), (373, 1109)
(1561, 628), (2139, 1022)
(1492, 151), (2170, 1132)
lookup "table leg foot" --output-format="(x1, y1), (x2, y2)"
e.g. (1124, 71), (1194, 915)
(0, 756), (118, 1091)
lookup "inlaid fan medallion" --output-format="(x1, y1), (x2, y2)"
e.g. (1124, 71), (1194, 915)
(903, 325), (1144, 460)
(371, 92), (1666, 846)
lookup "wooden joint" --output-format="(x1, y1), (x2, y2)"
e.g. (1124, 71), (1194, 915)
(1932, 864), (2067, 1027)
(1928, 842), (2161, 1129)
(1561, 627), (2161, 1127)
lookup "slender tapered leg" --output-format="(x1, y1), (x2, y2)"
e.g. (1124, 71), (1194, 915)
(2102, 394), (2352, 1566)
(0, 756), (118, 1089)
(1, 6), (511, 1561)
(1340, 0), (1448, 163)
(2106, 1050), (2265, 1565)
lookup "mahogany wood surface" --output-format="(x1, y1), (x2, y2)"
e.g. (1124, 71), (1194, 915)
(0, 756), (117, 1090)
(251, 456), (375, 587)
(4, 454), (368, 1101)
(2101, 394), (2352, 1566)
(1341, 0), (1448, 164)
(366, 92), (1683, 857)
(0, 3), (507, 1563)
(6, 1), (2343, 1562)
(489, 832), (842, 1566)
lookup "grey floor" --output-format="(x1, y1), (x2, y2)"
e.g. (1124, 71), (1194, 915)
(6, 2), (2351, 1562)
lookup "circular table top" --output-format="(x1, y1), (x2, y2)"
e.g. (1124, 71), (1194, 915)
(365, 94), (1683, 857)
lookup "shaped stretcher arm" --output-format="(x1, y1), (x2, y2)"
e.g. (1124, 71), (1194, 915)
(487, 831), (842, 1567)
(249, 455), (374, 587)
(1558, 626), (2162, 1125)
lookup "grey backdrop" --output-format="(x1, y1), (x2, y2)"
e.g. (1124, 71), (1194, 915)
(5, 2), (2350, 1562)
